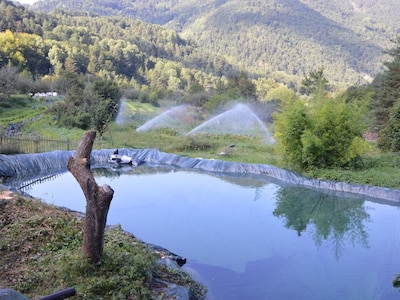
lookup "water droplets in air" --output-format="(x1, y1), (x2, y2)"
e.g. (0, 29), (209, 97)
(136, 105), (190, 133)
(186, 103), (275, 144)
(115, 98), (127, 125)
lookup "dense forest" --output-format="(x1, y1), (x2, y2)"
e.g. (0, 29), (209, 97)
(29, 0), (400, 89)
(0, 0), (234, 92)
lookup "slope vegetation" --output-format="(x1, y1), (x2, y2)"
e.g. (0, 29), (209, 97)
(31, 0), (400, 88)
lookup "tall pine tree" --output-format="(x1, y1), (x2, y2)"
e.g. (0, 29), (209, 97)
(373, 36), (400, 151)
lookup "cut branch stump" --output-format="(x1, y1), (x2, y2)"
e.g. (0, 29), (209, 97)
(67, 131), (114, 264)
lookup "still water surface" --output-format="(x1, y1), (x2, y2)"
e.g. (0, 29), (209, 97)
(16, 166), (400, 299)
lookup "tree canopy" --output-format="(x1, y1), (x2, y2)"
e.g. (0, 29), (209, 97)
(370, 37), (400, 151)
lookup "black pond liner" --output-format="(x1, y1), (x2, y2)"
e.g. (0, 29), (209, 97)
(0, 148), (399, 203)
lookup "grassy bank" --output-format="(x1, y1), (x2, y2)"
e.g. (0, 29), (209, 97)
(0, 191), (206, 299)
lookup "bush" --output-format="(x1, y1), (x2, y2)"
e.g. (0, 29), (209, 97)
(273, 99), (309, 169)
(274, 94), (369, 170)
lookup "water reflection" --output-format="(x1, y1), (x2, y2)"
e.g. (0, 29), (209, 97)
(4, 172), (63, 193)
(273, 187), (370, 258)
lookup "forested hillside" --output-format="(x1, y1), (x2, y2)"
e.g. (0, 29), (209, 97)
(1, 0), (233, 93)
(29, 0), (400, 89)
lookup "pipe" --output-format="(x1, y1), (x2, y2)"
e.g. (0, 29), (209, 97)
(36, 288), (76, 300)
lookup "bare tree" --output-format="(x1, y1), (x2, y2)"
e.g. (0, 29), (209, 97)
(67, 131), (114, 264)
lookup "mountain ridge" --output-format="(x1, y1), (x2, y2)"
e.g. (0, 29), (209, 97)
(27, 0), (400, 88)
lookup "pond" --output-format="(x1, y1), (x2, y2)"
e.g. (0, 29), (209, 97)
(6, 164), (400, 300)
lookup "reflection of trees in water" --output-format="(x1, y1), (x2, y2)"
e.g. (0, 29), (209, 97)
(273, 187), (371, 258)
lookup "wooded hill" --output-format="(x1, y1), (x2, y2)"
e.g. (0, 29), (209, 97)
(29, 0), (400, 89)
(1, 0), (234, 94)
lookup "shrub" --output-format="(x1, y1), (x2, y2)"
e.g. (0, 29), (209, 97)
(274, 94), (369, 170)
(273, 98), (309, 169)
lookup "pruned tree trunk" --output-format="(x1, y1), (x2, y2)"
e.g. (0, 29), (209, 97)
(67, 131), (114, 264)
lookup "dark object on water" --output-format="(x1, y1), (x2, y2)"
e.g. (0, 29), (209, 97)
(36, 288), (76, 300)
(219, 144), (236, 156)
(108, 150), (144, 166)
(393, 274), (400, 288)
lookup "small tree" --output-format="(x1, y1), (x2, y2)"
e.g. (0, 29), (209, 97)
(299, 68), (329, 96)
(88, 78), (121, 144)
(48, 75), (120, 138)
(273, 92), (369, 170)
(302, 95), (368, 168)
(226, 71), (256, 99)
(273, 98), (309, 169)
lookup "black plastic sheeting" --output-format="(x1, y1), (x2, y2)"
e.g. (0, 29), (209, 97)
(1, 148), (399, 202)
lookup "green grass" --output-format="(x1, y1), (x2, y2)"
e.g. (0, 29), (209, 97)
(0, 95), (44, 127)
(0, 95), (63, 135)
(303, 151), (400, 189)
(24, 114), (85, 141)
